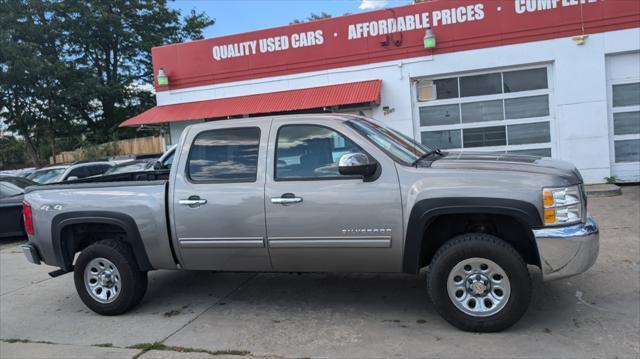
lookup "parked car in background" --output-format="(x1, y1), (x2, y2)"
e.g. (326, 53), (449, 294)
(0, 168), (37, 178)
(151, 145), (176, 170)
(102, 160), (155, 176)
(26, 161), (113, 184)
(0, 175), (36, 238)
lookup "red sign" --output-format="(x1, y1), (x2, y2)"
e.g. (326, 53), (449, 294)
(152, 0), (639, 91)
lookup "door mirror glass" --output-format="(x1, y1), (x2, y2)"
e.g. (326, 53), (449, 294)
(338, 152), (377, 177)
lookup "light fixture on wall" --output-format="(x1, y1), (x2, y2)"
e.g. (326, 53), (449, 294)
(157, 68), (169, 86)
(424, 27), (436, 49)
(572, 34), (589, 45)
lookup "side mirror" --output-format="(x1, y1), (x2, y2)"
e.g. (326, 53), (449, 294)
(153, 161), (162, 170)
(66, 176), (79, 181)
(338, 152), (377, 177)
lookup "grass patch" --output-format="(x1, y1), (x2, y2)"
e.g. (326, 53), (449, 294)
(93, 343), (115, 348)
(1, 338), (55, 345)
(128, 342), (250, 358)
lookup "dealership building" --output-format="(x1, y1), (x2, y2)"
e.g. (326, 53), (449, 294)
(121, 0), (640, 183)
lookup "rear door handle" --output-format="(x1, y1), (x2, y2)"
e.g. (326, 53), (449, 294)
(179, 196), (207, 207)
(271, 193), (303, 205)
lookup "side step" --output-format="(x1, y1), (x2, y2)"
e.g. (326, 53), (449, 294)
(49, 267), (74, 278)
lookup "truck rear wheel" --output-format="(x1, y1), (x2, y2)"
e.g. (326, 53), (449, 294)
(427, 233), (531, 332)
(74, 239), (148, 315)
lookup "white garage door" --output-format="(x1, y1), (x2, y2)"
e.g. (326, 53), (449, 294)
(413, 65), (554, 157)
(606, 52), (640, 182)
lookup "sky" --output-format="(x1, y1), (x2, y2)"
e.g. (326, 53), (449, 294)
(168, 0), (412, 39)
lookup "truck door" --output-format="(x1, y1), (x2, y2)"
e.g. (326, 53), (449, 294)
(265, 117), (404, 272)
(170, 120), (271, 271)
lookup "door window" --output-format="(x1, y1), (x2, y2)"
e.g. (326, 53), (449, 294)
(275, 125), (363, 180)
(87, 164), (112, 176)
(66, 166), (89, 180)
(187, 127), (260, 182)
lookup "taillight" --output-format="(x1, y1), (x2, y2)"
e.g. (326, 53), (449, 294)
(23, 201), (34, 236)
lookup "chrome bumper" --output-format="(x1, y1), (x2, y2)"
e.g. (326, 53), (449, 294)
(21, 243), (41, 265)
(533, 215), (599, 281)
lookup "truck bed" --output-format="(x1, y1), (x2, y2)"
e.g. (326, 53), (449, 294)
(24, 175), (177, 270)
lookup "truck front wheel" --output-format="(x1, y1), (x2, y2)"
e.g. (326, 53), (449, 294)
(74, 239), (148, 315)
(427, 233), (531, 332)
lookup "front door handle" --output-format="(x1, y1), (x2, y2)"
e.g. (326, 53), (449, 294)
(271, 193), (303, 205)
(179, 196), (207, 207)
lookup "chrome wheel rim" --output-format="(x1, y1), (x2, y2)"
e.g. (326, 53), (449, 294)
(447, 257), (510, 317)
(84, 257), (121, 304)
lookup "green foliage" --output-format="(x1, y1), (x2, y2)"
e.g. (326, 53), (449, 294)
(0, 0), (214, 166)
(604, 176), (617, 184)
(0, 136), (26, 169)
(128, 342), (250, 359)
(291, 12), (332, 24)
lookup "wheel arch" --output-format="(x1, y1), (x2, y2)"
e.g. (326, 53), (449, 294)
(51, 211), (153, 272)
(403, 197), (542, 274)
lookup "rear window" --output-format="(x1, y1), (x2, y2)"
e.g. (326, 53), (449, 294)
(187, 127), (260, 183)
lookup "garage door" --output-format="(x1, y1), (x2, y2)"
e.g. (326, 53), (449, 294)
(607, 52), (640, 182)
(413, 65), (553, 157)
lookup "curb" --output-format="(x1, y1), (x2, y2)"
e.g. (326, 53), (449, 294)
(585, 184), (622, 197)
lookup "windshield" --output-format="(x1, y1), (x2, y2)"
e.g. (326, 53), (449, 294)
(104, 162), (149, 175)
(27, 168), (67, 184)
(347, 117), (432, 165)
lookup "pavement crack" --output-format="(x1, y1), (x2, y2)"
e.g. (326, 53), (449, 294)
(0, 276), (56, 297)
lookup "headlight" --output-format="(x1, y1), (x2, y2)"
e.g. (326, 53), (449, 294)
(542, 186), (582, 226)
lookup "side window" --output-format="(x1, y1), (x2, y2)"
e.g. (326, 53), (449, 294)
(88, 164), (111, 176)
(66, 166), (89, 179)
(275, 125), (364, 180)
(187, 127), (260, 182)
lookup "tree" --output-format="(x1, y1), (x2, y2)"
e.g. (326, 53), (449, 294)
(0, 0), (214, 165)
(290, 12), (332, 24)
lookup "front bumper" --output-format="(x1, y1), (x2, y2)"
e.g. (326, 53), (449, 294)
(533, 215), (599, 281)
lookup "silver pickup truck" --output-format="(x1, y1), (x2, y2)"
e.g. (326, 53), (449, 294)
(21, 114), (599, 332)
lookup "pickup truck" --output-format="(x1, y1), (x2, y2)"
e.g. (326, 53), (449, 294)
(21, 114), (599, 332)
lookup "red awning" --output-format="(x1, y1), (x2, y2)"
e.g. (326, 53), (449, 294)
(120, 80), (381, 127)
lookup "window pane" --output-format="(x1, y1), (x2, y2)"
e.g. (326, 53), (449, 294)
(421, 129), (461, 149)
(188, 127), (260, 182)
(461, 100), (503, 123)
(276, 125), (363, 179)
(434, 78), (458, 99)
(614, 111), (640, 135)
(507, 122), (551, 145)
(503, 68), (548, 93)
(508, 148), (552, 157)
(419, 104), (460, 126)
(613, 83), (640, 107)
(460, 73), (502, 97)
(463, 126), (506, 148)
(505, 95), (549, 119)
(614, 139), (640, 163)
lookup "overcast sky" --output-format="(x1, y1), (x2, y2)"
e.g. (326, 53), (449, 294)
(168, 0), (412, 39)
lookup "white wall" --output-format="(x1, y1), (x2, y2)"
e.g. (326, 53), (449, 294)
(162, 28), (640, 183)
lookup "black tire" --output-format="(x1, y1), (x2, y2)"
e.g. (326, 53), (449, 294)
(74, 239), (148, 315)
(427, 233), (531, 332)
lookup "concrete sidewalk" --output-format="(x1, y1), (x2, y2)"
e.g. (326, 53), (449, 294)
(1, 187), (639, 358)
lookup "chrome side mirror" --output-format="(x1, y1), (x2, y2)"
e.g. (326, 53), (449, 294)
(338, 152), (377, 177)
